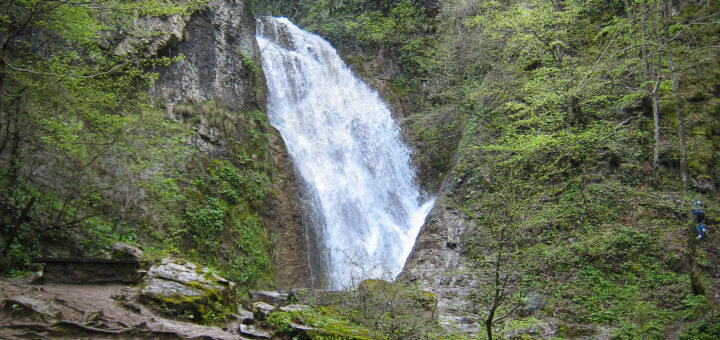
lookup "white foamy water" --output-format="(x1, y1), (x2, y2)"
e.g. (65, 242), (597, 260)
(257, 17), (434, 289)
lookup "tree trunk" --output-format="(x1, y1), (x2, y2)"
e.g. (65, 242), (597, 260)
(688, 226), (705, 295)
(0, 196), (35, 274)
(641, 1), (650, 90)
(652, 71), (661, 169)
(652, 4), (663, 169)
(668, 56), (688, 196)
(485, 314), (494, 340)
(665, 0), (689, 195)
(7, 98), (21, 185)
(0, 60), (7, 156)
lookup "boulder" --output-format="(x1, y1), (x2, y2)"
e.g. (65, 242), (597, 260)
(146, 259), (231, 288)
(505, 323), (556, 339)
(112, 242), (144, 261)
(280, 304), (311, 313)
(251, 302), (275, 321)
(249, 290), (289, 306)
(520, 292), (545, 316)
(235, 307), (255, 324)
(239, 324), (271, 339)
(290, 322), (314, 332)
(139, 259), (235, 319)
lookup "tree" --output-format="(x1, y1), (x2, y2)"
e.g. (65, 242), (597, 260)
(0, 0), (202, 273)
(464, 166), (529, 340)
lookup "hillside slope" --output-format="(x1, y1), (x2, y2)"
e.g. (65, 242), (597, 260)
(252, 0), (720, 338)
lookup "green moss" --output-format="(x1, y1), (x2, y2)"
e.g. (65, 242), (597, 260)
(150, 292), (207, 322)
(414, 290), (438, 310)
(149, 281), (235, 325)
(265, 307), (374, 340)
(500, 317), (550, 338)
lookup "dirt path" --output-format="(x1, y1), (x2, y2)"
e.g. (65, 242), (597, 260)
(0, 277), (248, 339)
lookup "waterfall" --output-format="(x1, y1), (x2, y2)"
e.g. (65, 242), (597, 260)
(257, 17), (434, 289)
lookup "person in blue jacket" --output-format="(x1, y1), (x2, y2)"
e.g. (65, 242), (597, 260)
(692, 200), (707, 240)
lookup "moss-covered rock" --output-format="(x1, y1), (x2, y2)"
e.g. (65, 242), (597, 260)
(139, 259), (236, 322)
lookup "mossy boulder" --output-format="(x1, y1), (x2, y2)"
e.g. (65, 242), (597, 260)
(139, 259), (236, 321)
(111, 242), (144, 261)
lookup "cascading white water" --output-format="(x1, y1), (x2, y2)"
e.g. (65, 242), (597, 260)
(257, 17), (434, 289)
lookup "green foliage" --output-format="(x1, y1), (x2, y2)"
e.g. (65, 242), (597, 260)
(250, 0), (720, 336)
(167, 106), (276, 289)
(497, 317), (547, 339)
(679, 313), (720, 340)
(266, 281), (449, 339)
(0, 0), (277, 292)
(285, 0), (434, 79)
(0, 0), (207, 272)
(408, 0), (720, 337)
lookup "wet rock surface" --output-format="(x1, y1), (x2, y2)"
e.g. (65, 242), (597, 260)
(239, 324), (271, 339)
(234, 307), (255, 324)
(263, 128), (312, 289)
(398, 177), (479, 332)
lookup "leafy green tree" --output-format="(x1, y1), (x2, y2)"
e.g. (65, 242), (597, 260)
(463, 166), (530, 340)
(0, 0), (204, 273)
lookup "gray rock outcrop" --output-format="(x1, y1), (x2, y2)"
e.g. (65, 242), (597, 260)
(249, 290), (289, 306)
(251, 302), (275, 321)
(147, 0), (310, 289)
(280, 304), (311, 313)
(111, 242), (144, 261)
(398, 173), (481, 331)
(139, 259), (236, 318)
(134, 0), (311, 289)
(152, 0), (262, 112)
(239, 324), (271, 339)
(1, 296), (62, 321)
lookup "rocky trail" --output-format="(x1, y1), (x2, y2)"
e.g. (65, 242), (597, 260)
(0, 244), (294, 340)
(0, 277), (251, 340)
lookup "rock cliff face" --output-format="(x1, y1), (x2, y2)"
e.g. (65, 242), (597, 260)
(264, 129), (310, 289)
(129, 0), (310, 289)
(398, 170), (480, 332)
(152, 0), (263, 112)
